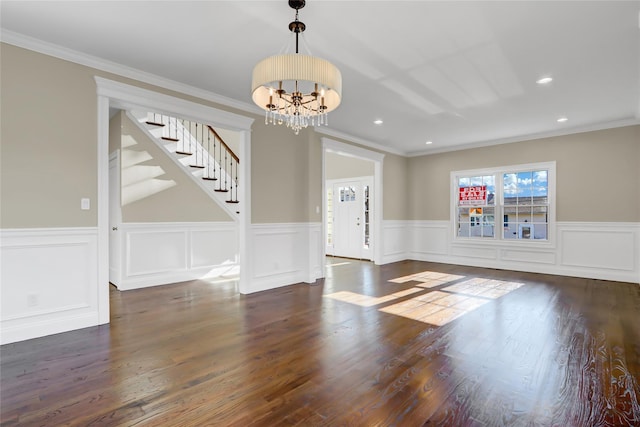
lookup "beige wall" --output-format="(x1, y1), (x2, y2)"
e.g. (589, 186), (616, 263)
(1, 42), (315, 228)
(251, 122), (313, 223)
(408, 125), (640, 222)
(1, 43), (98, 227)
(115, 112), (232, 222)
(4, 43), (637, 229)
(307, 131), (323, 223)
(382, 153), (409, 220)
(325, 152), (374, 180)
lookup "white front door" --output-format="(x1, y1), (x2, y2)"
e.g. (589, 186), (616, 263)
(109, 151), (122, 287)
(329, 178), (373, 260)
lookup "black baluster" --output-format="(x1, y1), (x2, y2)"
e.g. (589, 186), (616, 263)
(195, 123), (199, 166)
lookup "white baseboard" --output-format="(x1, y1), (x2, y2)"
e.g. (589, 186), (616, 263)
(1, 228), (101, 344)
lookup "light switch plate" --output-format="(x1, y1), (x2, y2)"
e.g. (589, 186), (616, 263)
(81, 198), (90, 210)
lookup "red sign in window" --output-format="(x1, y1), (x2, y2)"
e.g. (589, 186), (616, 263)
(459, 186), (487, 205)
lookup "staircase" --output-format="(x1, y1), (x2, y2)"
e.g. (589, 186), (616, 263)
(128, 110), (241, 218)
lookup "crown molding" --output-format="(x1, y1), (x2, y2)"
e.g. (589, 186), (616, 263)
(1, 29), (407, 157)
(314, 127), (406, 157)
(0, 29), (262, 117)
(407, 117), (640, 157)
(3, 29), (637, 160)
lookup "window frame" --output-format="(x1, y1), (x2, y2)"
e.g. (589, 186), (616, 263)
(450, 161), (556, 247)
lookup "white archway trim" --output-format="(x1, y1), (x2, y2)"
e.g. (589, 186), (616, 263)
(321, 137), (385, 265)
(95, 77), (255, 317)
(95, 77), (254, 131)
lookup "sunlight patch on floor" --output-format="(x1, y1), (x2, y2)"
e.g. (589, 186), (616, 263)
(380, 290), (489, 326)
(324, 270), (525, 326)
(326, 261), (352, 267)
(203, 276), (239, 285)
(389, 271), (466, 288)
(324, 288), (423, 307)
(442, 278), (524, 299)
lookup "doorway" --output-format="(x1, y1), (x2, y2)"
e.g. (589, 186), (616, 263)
(322, 137), (385, 265)
(108, 149), (122, 288)
(96, 77), (254, 325)
(327, 177), (373, 260)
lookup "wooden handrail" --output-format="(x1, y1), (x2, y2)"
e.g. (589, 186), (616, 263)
(207, 125), (239, 163)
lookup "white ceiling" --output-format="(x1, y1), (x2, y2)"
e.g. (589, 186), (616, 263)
(2, 1), (639, 155)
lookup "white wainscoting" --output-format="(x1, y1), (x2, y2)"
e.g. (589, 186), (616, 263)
(381, 220), (408, 264)
(116, 222), (238, 291)
(389, 220), (640, 284)
(1, 228), (100, 344)
(249, 223), (323, 293)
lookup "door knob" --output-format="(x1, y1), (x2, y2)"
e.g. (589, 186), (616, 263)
(112, 226), (118, 231)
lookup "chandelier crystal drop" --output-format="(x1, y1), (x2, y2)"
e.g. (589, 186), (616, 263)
(251, 0), (342, 135)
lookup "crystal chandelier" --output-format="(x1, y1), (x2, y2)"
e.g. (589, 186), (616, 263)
(251, 0), (342, 135)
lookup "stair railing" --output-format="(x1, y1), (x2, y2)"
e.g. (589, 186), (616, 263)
(207, 126), (239, 204)
(146, 112), (239, 205)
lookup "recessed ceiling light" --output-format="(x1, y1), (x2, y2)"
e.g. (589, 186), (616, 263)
(425, 141), (433, 145)
(557, 117), (568, 123)
(373, 119), (383, 125)
(536, 76), (553, 85)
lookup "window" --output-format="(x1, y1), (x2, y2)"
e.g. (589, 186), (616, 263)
(503, 170), (549, 240)
(326, 187), (333, 246)
(456, 175), (495, 238)
(453, 162), (554, 242)
(363, 185), (370, 248)
(339, 186), (356, 202)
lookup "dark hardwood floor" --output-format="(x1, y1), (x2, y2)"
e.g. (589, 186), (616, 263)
(2, 259), (639, 426)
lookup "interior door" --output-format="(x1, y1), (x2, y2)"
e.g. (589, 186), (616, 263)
(332, 180), (371, 259)
(109, 150), (122, 287)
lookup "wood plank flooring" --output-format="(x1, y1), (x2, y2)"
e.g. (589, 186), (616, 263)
(2, 259), (639, 426)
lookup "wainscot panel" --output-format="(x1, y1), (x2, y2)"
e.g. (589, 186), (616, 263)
(392, 221), (639, 284)
(500, 249), (556, 265)
(1, 228), (100, 344)
(117, 222), (238, 291)
(250, 223), (323, 293)
(408, 221), (449, 256)
(450, 245), (498, 260)
(381, 221), (408, 264)
(557, 222), (639, 282)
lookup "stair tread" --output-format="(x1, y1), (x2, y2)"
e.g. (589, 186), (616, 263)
(146, 121), (165, 127)
(202, 177), (218, 181)
(175, 151), (193, 155)
(190, 165), (206, 169)
(226, 200), (240, 204)
(214, 189), (229, 193)
(162, 136), (180, 142)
